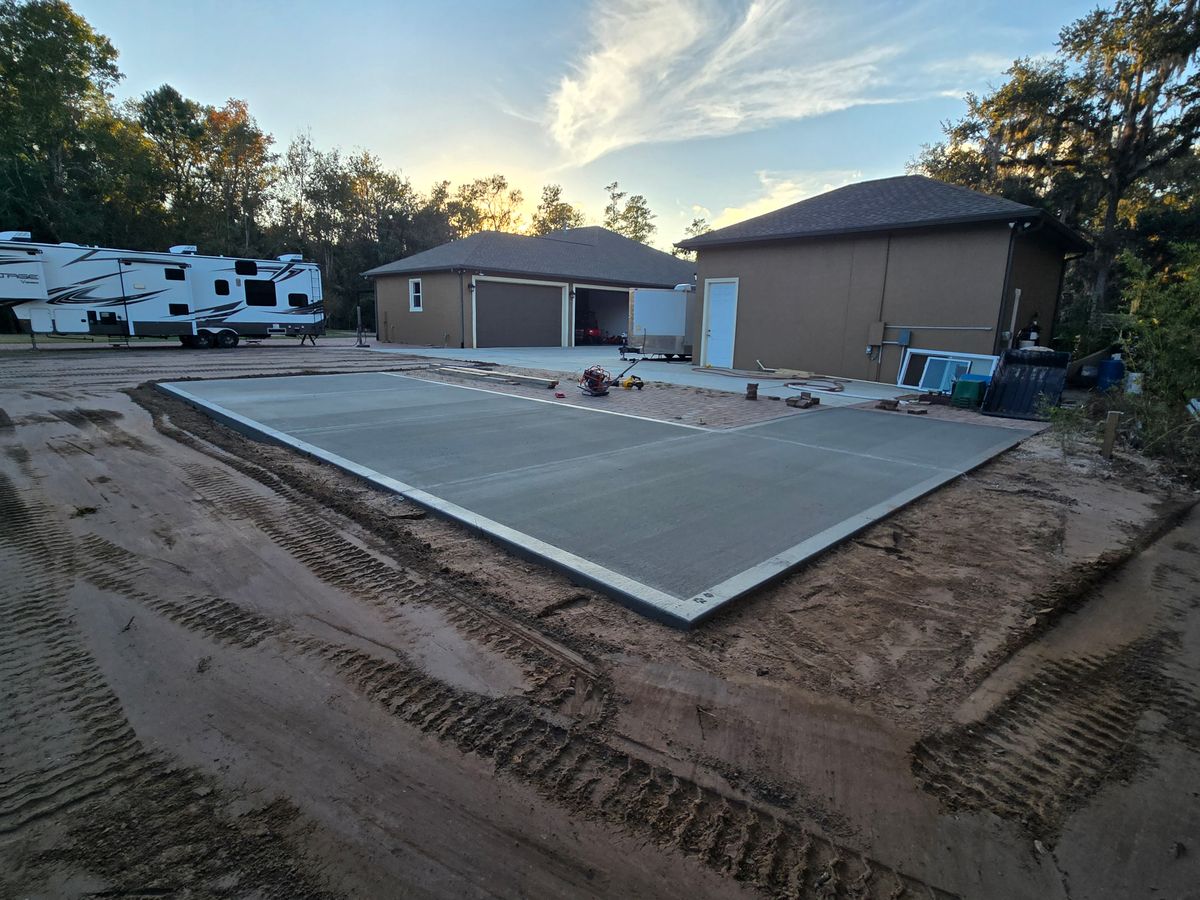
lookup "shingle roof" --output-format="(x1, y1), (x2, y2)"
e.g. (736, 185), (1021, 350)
(676, 175), (1085, 250)
(363, 226), (695, 286)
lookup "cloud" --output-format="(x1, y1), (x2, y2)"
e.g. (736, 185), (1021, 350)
(710, 169), (861, 228)
(545, 0), (999, 165)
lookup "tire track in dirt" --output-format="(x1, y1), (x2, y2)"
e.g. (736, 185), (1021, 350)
(179, 460), (613, 721)
(0, 464), (336, 897)
(79, 526), (958, 899)
(912, 636), (1199, 839)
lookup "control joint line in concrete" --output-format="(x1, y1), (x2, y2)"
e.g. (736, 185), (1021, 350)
(421, 433), (697, 492)
(732, 428), (953, 474)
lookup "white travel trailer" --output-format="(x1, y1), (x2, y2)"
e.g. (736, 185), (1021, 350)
(0, 231), (324, 347)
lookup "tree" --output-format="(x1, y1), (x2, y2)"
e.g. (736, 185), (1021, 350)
(602, 180), (657, 243)
(137, 84), (206, 219)
(602, 181), (627, 232)
(0, 0), (123, 240)
(531, 183), (585, 235)
(673, 216), (709, 259)
(201, 99), (274, 255)
(447, 174), (523, 236)
(912, 0), (1200, 337)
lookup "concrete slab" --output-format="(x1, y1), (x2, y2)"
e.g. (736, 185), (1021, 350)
(371, 344), (906, 406)
(160, 373), (1026, 627)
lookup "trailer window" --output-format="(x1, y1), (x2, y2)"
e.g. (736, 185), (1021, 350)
(235, 260), (257, 276)
(288, 293), (308, 307)
(245, 279), (277, 306)
(409, 278), (422, 312)
(165, 268), (185, 281)
(215, 279), (230, 296)
(169, 303), (189, 316)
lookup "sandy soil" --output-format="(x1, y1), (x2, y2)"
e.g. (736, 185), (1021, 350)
(1, 343), (1198, 899)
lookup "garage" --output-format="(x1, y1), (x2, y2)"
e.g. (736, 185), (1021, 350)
(573, 286), (628, 344)
(365, 227), (694, 349)
(474, 279), (565, 347)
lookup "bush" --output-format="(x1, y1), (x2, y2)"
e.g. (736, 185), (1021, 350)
(1107, 246), (1200, 484)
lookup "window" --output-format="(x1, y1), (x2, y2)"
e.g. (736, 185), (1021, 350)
(165, 268), (185, 281)
(244, 279), (277, 306)
(168, 303), (189, 316)
(900, 349), (998, 392)
(215, 279), (230, 296)
(287, 292), (308, 308)
(409, 278), (423, 312)
(235, 260), (257, 276)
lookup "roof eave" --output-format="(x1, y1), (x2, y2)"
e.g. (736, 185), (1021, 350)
(675, 210), (1043, 250)
(363, 263), (683, 288)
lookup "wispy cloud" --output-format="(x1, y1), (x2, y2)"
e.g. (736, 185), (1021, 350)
(546, 0), (996, 165)
(710, 170), (861, 228)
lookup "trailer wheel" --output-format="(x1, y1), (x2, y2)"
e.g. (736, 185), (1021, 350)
(192, 332), (214, 349)
(179, 335), (196, 348)
(214, 331), (238, 349)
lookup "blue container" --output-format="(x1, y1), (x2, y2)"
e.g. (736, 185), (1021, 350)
(1097, 357), (1126, 392)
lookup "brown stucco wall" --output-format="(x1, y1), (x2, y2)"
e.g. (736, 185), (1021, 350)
(1001, 232), (1065, 351)
(375, 271), (468, 347)
(690, 223), (1034, 383)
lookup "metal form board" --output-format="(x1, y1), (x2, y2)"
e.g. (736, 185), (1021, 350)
(160, 373), (1026, 628)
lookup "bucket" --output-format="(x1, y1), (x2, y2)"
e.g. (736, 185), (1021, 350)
(1097, 357), (1126, 392)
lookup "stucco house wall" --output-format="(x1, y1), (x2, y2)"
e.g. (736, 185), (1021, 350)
(375, 271), (469, 347)
(690, 223), (1065, 383)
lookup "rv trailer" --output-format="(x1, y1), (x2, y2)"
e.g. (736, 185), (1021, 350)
(0, 231), (324, 348)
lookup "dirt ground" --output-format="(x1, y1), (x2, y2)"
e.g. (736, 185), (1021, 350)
(1, 342), (1198, 900)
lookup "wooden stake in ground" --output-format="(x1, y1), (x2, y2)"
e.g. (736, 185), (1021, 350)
(1101, 410), (1121, 459)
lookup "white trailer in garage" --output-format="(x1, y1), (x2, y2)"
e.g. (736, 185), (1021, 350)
(623, 286), (696, 359)
(0, 230), (324, 348)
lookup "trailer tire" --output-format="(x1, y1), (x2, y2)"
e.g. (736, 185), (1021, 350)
(192, 332), (214, 349)
(179, 335), (196, 348)
(214, 331), (238, 349)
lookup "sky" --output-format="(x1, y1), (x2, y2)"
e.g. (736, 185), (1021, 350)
(73, 0), (1098, 250)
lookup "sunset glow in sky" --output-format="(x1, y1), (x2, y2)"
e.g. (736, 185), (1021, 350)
(75, 0), (1098, 248)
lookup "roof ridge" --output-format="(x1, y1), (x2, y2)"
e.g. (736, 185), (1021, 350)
(676, 174), (1056, 250)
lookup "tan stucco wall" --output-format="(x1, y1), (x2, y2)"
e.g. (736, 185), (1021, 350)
(691, 224), (1027, 383)
(375, 271), (469, 347)
(1004, 233), (1065, 349)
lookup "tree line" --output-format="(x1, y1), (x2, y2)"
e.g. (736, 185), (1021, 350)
(912, 0), (1199, 479)
(1, 0), (1195, 375)
(911, 0), (1199, 349)
(0, 0), (673, 328)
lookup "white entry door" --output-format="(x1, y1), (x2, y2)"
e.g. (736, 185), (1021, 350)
(703, 279), (738, 368)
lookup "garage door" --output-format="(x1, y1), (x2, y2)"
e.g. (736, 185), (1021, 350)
(475, 281), (563, 347)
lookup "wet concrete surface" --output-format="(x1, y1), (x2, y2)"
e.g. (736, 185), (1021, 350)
(163, 372), (1026, 626)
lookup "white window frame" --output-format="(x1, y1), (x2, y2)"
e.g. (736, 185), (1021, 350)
(898, 347), (998, 390)
(408, 277), (423, 312)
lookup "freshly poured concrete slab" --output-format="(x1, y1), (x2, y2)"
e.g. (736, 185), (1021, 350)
(160, 373), (1026, 627)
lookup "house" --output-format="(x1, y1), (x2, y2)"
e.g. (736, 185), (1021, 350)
(364, 227), (694, 348)
(674, 175), (1088, 388)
